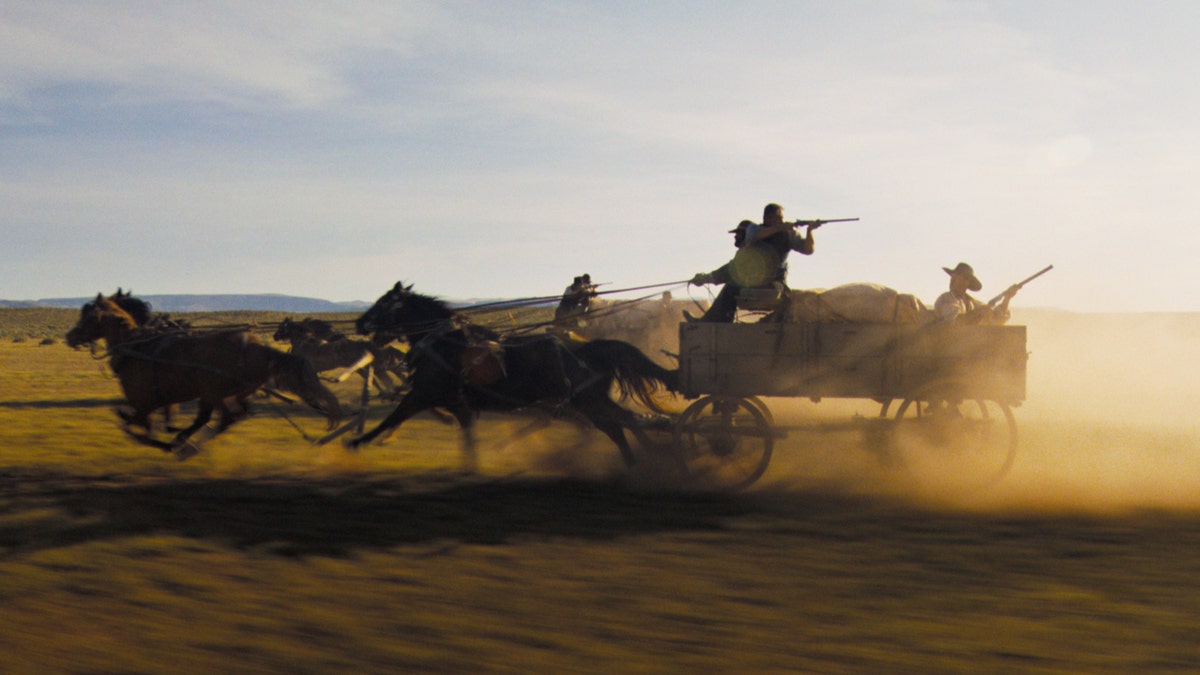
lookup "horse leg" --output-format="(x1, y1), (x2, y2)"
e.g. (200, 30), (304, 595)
(449, 405), (479, 473)
(363, 366), (395, 396)
(118, 405), (176, 452)
(574, 397), (640, 467)
(171, 402), (214, 446)
(212, 396), (250, 434)
(347, 393), (430, 449)
(117, 406), (151, 432)
(591, 417), (637, 467)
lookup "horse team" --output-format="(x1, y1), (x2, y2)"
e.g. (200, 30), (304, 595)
(66, 283), (679, 468)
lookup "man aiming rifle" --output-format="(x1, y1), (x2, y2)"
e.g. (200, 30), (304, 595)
(686, 203), (856, 323)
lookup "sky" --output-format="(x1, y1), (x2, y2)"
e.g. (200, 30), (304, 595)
(1, 1), (1198, 311)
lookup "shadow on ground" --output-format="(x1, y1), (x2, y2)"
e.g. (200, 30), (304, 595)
(0, 472), (775, 557)
(0, 397), (124, 410)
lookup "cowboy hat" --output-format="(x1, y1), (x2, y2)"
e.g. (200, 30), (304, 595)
(943, 262), (982, 291)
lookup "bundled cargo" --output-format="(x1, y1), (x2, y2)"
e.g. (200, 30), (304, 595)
(777, 283), (932, 324)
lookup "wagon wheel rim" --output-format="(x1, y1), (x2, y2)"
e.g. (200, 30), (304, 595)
(746, 395), (774, 425)
(892, 380), (1017, 485)
(672, 395), (773, 491)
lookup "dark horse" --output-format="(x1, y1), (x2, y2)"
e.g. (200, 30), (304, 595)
(66, 293), (342, 456)
(348, 282), (678, 470)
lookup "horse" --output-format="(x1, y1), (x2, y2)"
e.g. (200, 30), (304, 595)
(348, 281), (678, 471)
(103, 288), (192, 430)
(273, 317), (407, 395)
(66, 293), (342, 456)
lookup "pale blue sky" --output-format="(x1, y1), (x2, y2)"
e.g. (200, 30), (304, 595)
(2, 1), (1197, 310)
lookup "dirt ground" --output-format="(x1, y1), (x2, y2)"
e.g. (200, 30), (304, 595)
(2, 309), (1200, 672)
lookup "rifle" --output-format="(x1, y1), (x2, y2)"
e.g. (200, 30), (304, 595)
(987, 264), (1054, 307)
(792, 217), (859, 228)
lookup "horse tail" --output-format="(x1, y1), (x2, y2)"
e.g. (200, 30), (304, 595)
(573, 339), (678, 413)
(268, 351), (343, 429)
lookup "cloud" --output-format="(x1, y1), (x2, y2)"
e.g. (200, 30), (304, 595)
(0, 2), (438, 108)
(2, 2), (1200, 309)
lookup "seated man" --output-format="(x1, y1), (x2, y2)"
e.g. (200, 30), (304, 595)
(935, 262), (1017, 326)
(687, 203), (819, 322)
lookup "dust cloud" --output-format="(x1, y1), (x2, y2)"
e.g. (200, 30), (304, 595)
(755, 309), (1200, 514)
(572, 304), (1200, 514)
(278, 308), (1200, 515)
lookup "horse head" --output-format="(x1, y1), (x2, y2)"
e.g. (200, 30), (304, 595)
(66, 293), (138, 348)
(355, 281), (428, 337)
(273, 317), (298, 342)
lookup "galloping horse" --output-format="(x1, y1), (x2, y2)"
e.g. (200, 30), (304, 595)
(348, 281), (678, 471)
(273, 317), (407, 395)
(66, 293), (342, 455)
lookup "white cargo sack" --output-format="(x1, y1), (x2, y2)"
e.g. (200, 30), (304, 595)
(783, 283), (931, 324)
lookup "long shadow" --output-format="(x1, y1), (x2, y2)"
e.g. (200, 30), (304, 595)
(0, 473), (759, 557)
(0, 397), (124, 409)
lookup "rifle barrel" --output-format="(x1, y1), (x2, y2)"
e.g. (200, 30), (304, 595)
(988, 264), (1054, 306)
(794, 217), (859, 225)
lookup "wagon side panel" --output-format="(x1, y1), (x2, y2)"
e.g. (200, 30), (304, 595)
(679, 323), (811, 398)
(894, 324), (1027, 403)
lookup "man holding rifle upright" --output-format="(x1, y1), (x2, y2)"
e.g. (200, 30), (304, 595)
(688, 203), (851, 323)
(935, 262), (1054, 326)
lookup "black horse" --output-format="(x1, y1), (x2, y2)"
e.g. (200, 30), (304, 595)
(348, 282), (678, 471)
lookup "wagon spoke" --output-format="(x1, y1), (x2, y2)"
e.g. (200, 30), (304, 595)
(672, 396), (773, 491)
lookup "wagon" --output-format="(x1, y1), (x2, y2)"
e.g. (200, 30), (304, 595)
(672, 310), (1028, 490)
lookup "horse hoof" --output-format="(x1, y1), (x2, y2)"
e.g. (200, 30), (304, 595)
(173, 442), (200, 461)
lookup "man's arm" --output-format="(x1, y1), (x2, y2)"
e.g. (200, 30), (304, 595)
(789, 227), (815, 255)
(934, 292), (963, 323)
(691, 262), (732, 286)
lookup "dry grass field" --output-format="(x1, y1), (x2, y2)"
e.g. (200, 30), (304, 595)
(2, 308), (1200, 672)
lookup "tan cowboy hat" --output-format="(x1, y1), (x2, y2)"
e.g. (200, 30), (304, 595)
(943, 262), (982, 291)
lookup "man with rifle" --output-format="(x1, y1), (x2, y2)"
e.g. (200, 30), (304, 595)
(555, 273), (599, 325)
(935, 262), (1053, 325)
(687, 203), (856, 322)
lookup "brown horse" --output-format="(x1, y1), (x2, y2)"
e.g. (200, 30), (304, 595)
(66, 294), (342, 456)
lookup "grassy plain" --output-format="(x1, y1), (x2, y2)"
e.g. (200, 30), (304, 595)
(2, 310), (1200, 672)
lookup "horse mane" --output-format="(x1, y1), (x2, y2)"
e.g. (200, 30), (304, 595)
(396, 283), (456, 320)
(112, 288), (154, 326)
(401, 286), (505, 341)
(95, 293), (140, 328)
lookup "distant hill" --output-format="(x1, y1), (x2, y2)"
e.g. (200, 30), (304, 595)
(2, 295), (371, 313)
(0, 294), (519, 312)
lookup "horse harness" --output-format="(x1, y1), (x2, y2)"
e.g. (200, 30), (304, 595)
(405, 319), (601, 410)
(109, 329), (258, 400)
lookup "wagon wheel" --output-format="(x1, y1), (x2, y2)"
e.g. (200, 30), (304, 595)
(672, 395), (774, 491)
(746, 395), (774, 424)
(892, 380), (1017, 484)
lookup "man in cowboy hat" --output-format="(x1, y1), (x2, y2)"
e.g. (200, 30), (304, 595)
(935, 262), (1018, 325)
